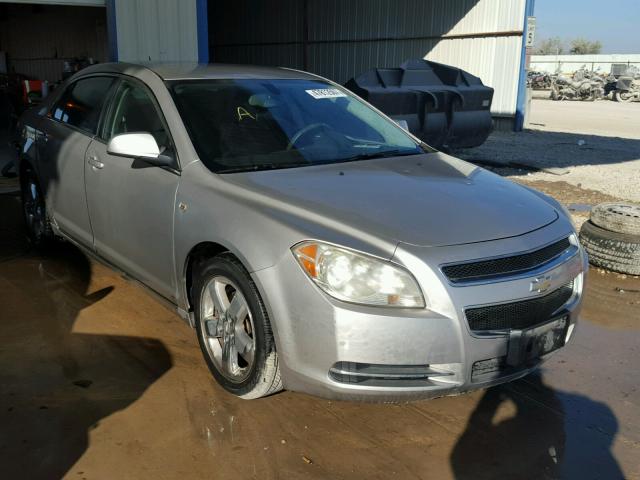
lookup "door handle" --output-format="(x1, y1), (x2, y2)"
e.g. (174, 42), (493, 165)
(88, 155), (104, 170)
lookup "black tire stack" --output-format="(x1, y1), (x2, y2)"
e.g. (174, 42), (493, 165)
(579, 203), (640, 275)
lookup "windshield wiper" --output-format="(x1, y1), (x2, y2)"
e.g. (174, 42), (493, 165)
(338, 149), (423, 163)
(217, 162), (312, 174)
(216, 149), (424, 173)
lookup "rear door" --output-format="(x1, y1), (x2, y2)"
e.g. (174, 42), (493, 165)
(84, 77), (179, 300)
(37, 76), (116, 247)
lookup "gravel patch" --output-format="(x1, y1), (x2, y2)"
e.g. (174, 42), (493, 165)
(455, 129), (640, 202)
(454, 98), (640, 202)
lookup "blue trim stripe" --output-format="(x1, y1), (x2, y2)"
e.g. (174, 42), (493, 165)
(196, 0), (209, 64)
(106, 0), (118, 62)
(514, 0), (535, 131)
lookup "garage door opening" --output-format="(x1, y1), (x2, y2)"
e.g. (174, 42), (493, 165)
(0, 2), (107, 82)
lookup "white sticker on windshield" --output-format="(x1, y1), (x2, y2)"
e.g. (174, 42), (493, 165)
(305, 88), (347, 99)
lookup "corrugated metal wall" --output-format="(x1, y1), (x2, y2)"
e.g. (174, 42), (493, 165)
(115, 0), (199, 63)
(424, 0), (525, 117)
(0, 4), (107, 82)
(208, 0), (304, 67)
(210, 0), (526, 118)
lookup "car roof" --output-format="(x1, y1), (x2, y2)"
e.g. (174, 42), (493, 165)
(75, 62), (322, 81)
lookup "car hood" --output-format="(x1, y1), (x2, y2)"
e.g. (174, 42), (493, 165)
(222, 152), (558, 247)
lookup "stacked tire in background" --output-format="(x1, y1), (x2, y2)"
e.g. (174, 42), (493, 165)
(580, 203), (640, 275)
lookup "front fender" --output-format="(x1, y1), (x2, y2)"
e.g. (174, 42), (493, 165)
(173, 161), (398, 310)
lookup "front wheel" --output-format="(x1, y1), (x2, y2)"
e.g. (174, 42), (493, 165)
(550, 88), (563, 101)
(193, 253), (282, 399)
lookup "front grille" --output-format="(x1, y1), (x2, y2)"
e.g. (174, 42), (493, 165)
(442, 238), (572, 283)
(465, 282), (574, 332)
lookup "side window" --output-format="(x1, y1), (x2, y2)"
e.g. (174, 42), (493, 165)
(51, 77), (115, 135)
(105, 81), (169, 150)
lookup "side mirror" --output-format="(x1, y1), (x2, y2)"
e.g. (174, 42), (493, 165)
(107, 133), (174, 167)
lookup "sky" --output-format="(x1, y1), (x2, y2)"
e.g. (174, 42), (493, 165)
(534, 0), (640, 54)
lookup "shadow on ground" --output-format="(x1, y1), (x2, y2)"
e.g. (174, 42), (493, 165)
(454, 129), (640, 173)
(451, 373), (624, 480)
(0, 194), (172, 479)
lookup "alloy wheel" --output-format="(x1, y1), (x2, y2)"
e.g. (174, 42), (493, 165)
(199, 275), (256, 382)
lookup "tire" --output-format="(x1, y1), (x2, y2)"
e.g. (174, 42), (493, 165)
(579, 221), (640, 275)
(192, 253), (283, 399)
(614, 90), (634, 103)
(20, 166), (54, 247)
(590, 202), (640, 236)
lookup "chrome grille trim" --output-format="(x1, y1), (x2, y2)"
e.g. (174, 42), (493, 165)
(441, 237), (574, 285)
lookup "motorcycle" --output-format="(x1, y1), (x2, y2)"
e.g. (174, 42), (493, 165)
(550, 74), (604, 101)
(528, 71), (552, 90)
(610, 67), (640, 103)
(612, 76), (640, 102)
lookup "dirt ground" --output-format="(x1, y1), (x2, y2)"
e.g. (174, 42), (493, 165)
(529, 93), (640, 139)
(1, 193), (639, 480)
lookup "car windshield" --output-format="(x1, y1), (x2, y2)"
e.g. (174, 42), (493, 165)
(169, 79), (430, 173)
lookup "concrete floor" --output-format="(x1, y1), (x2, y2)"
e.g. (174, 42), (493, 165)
(1, 193), (639, 480)
(528, 95), (640, 140)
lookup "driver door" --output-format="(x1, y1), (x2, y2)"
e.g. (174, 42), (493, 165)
(84, 78), (179, 300)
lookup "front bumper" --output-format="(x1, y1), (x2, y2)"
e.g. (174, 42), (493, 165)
(252, 222), (587, 401)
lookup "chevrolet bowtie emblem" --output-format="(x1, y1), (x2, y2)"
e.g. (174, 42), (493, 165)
(530, 275), (553, 294)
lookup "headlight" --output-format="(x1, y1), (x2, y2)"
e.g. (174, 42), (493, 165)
(292, 241), (425, 308)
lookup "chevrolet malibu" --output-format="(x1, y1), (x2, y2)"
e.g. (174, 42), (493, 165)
(17, 63), (587, 400)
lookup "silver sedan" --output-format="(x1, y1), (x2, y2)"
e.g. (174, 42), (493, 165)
(17, 63), (587, 400)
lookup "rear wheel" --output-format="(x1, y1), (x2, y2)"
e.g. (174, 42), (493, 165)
(614, 90), (634, 103)
(193, 253), (282, 399)
(20, 166), (54, 247)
